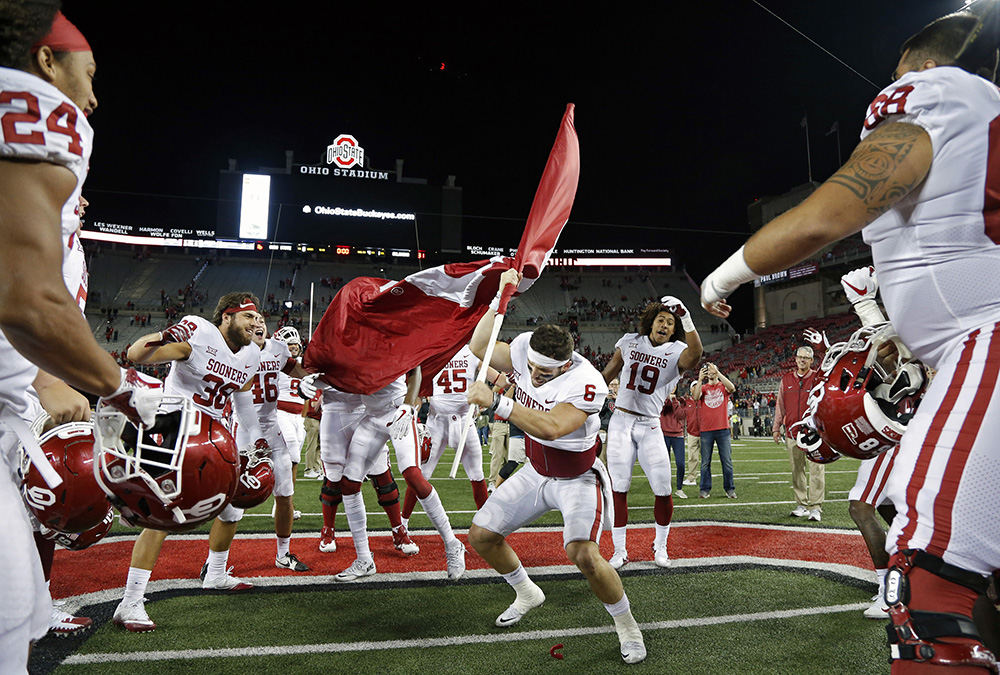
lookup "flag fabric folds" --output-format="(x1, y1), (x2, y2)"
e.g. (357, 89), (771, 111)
(305, 104), (580, 395)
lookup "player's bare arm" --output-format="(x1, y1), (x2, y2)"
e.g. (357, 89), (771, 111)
(601, 349), (624, 384)
(404, 367), (422, 407)
(678, 329), (703, 373)
(0, 161), (121, 395)
(32, 369), (90, 424)
(743, 121), (931, 277)
(469, 268), (521, 372)
(127, 334), (192, 365)
(509, 402), (589, 442)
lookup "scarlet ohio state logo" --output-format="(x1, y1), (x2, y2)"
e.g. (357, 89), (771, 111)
(326, 134), (365, 169)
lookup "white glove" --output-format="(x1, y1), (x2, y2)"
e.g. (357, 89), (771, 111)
(803, 328), (829, 349)
(97, 367), (163, 427)
(841, 266), (886, 327)
(660, 295), (695, 333)
(387, 404), (415, 441)
(297, 372), (322, 400)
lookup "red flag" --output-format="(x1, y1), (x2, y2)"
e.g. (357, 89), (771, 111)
(499, 103), (579, 314)
(305, 105), (580, 395)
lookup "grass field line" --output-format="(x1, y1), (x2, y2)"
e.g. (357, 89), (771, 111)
(61, 598), (871, 665)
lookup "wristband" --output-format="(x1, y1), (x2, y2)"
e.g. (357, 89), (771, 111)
(853, 298), (887, 327)
(701, 246), (759, 304)
(679, 314), (696, 333)
(493, 395), (514, 420)
(489, 291), (503, 312)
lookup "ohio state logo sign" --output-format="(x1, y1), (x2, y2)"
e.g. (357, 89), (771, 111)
(326, 134), (365, 169)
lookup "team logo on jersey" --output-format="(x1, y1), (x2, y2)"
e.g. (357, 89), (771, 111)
(206, 347), (217, 357)
(326, 134), (365, 169)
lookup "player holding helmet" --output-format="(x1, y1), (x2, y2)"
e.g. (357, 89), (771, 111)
(0, 9), (161, 666)
(600, 296), (703, 569)
(272, 326), (309, 482)
(230, 322), (319, 573)
(702, 10), (1000, 669)
(466, 269), (646, 665)
(107, 293), (264, 632)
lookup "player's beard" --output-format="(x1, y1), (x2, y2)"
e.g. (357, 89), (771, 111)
(226, 322), (252, 348)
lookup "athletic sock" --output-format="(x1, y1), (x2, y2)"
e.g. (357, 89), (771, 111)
(342, 492), (372, 561)
(604, 593), (643, 643)
(276, 536), (291, 558)
(206, 548), (230, 580)
(122, 567), (151, 605)
(418, 487), (456, 545)
(611, 526), (627, 554)
(654, 523), (670, 550)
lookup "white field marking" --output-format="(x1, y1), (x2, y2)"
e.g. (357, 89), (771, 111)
(63, 556), (875, 665)
(757, 481), (789, 484)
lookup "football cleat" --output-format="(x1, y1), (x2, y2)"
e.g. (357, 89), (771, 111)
(202, 566), (253, 591)
(495, 583), (545, 627)
(112, 597), (156, 632)
(334, 558), (376, 582)
(609, 551), (629, 570)
(49, 608), (92, 637)
(621, 639), (647, 664)
(790, 505), (810, 518)
(653, 546), (671, 568)
(863, 593), (889, 619)
(275, 552), (310, 572)
(445, 538), (466, 581)
(392, 524), (419, 555)
(319, 526), (337, 553)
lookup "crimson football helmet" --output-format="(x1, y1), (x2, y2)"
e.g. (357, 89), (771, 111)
(792, 423), (842, 464)
(20, 416), (112, 534)
(231, 447), (274, 509)
(93, 397), (240, 532)
(38, 506), (114, 551)
(804, 323), (927, 460)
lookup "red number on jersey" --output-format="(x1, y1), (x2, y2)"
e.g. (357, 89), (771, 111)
(435, 368), (467, 394)
(46, 102), (83, 156)
(250, 371), (280, 405)
(583, 384), (597, 402)
(863, 85), (914, 131)
(0, 91), (44, 145)
(192, 373), (240, 411)
(625, 362), (660, 395)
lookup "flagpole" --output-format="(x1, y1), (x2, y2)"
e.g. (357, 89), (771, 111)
(835, 126), (842, 166)
(802, 116), (813, 183)
(450, 309), (507, 478)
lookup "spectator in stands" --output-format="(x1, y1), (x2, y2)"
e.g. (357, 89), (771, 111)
(692, 363), (737, 498)
(773, 345), (826, 521)
(660, 393), (687, 499)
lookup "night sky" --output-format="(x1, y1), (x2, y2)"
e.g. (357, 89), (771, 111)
(62, 1), (969, 330)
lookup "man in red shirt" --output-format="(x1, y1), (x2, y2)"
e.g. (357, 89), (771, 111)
(681, 385), (700, 487)
(691, 363), (736, 498)
(773, 345), (825, 521)
(660, 393), (687, 499)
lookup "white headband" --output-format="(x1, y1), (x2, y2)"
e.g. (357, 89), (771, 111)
(526, 345), (571, 369)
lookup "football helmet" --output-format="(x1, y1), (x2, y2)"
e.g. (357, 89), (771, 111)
(39, 506), (114, 550)
(93, 397), (239, 532)
(793, 423), (842, 464)
(231, 446), (274, 509)
(804, 323), (927, 460)
(20, 416), (112, 533)
(417, 422), (431, 464)
(273, 326), (301, 345)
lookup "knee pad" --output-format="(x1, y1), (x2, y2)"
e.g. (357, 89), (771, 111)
(885, 549), (997, 670)
(369, 470), (399, 506)
(320, 478), (343, 507)
(499, 459), (519, 480)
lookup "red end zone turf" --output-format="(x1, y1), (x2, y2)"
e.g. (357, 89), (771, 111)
(49, 524), (872, 599)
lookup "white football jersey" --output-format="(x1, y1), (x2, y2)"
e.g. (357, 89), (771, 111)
(429, 345), (481, 417)
(612, 333), (685, 416)
(508, 332), (607, 452)
(0, 67), (93, 416)
(276, 358), (304, 415)
(242, 338), (293, 418)
(161, 316), (261, 420)
(861, 67), (1000, 368)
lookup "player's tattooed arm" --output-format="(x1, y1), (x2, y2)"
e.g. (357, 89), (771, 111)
(739, 122), (931, 277)
(826, 121), (932, 223)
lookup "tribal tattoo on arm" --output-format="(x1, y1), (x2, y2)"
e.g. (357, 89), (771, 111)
(826, 121), (932, 223)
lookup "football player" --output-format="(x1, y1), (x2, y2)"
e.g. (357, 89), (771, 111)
(110, 293), (264, 632)
(0, 10), (160, 667)
(701, 11), (1000, 670)
(466, 269), (646, 665)
(600, 297), (702, 569)
(329, 367), (465, 581)
(400, 344), (508, 527)
(230, 321), (319, 573)
(272, 327), (311, 485)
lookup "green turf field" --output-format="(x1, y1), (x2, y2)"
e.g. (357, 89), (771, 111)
(37, 436), (895, 674)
